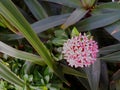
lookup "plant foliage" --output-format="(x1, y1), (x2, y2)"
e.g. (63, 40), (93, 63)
(0, 0), (120, 90)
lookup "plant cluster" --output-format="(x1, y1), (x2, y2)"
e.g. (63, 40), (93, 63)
(0, 0), (120, 90)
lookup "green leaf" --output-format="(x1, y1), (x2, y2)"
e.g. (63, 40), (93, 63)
(24, 0), (48, 20)
(0, 14), (70, 41)
(0, 0), (69, 85)
(44, 75), (50, 83)
(0, 41), (45, 66)
(52, 38), (67, 46)
(52, 29), (68, 46)
(32, 14), (69, 34)
(100, 51), (120, 62)
(61, 64), (87, 78)
(71, 27), (79, 37)
(80, 0), (95, 8)
(0, 41), (86, 79)
(90, 0), (96, 7)
(104, 20), (120, 41)
(43, 0), (81, 8)
(0, 14), (19, 34)
(78, 12), (120, 31)
(92, 2), (120, 41)
(61, 8), (88, 29)
(54, 30), (68, 39)
(0, 59), (24, 87)
(84, 60), (101, 90)
(92, 2), (120, 15)
(99, 62), (109, 90)
(18, 7), (35, 23)
(99, 43), (120, 55)
(23, 61), (34, 74)
(0, 21), (6, 27)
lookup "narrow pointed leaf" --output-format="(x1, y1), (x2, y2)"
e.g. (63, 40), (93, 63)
(78, 12), (120, 31)
(90, 0), (96, 7)
(0, 0), (52, 72)
(91, 2), (120, 42)
(0, 59), (24, 87)
(0, 41), (45, 66)
(0, 42), (86, 79)
(0, 0), (69, 85)
(0, 21), (6, 27)
(99, 43), (120, 55)
(104, 20), (120, 41)
(24, 0), (48, 20)
(0, 14), (19, 34)
(61, 8), (88, 29)
(80, 0), (95, 8)
(0, 14), (70, 41)
(43, 0), (81, 8)
(100, 51), (120, 62)
(61, 64), (86, 78)
(100, 62), (109, 90)
(92, 2), (120, 15)
(18, 7), (35, 23)
(84, 60), (101, 90)
(32, 14), (70, 33)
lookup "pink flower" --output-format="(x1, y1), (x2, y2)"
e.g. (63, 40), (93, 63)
(62, 33), (99, 68)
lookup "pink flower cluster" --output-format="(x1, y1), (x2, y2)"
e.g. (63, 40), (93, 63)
(62, 33), (99, 68)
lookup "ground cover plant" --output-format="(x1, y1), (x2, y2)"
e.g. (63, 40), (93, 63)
(0, 0), (120, 90)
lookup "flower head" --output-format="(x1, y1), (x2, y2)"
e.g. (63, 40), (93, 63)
(62, 33), (99, 68)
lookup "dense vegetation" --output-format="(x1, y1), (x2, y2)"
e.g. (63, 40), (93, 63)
(0, 0), (120, 90)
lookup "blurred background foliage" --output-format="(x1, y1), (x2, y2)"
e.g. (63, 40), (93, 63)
(0, 0), (120, 90)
